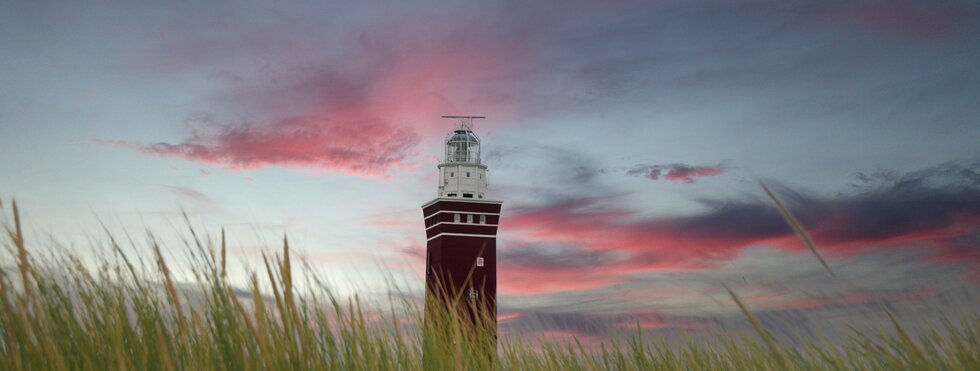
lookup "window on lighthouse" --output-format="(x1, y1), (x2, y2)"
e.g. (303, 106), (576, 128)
(479, 215), (486, 224)
(476, 257), (484, 267)
(467, 214), (473, 223)
(454, 213), (460, 222)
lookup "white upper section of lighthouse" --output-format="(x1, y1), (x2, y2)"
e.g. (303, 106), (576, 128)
(438, 120), (488, 199)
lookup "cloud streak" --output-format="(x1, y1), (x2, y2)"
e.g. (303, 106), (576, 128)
(627, 163), (726, 183)
(498, 244), (626, 295)
(141, 117), (419, 175)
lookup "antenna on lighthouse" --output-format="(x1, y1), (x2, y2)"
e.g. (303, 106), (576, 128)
(441, 115), (485, 131)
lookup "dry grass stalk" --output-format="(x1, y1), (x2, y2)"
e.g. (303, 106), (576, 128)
(758, 179), (836, 278)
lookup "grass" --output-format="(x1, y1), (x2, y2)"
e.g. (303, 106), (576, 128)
(1, 198), (978, 370)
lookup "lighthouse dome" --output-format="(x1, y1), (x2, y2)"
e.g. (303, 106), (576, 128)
(446, 129), (481, 163)
(449, 130), (479, 143)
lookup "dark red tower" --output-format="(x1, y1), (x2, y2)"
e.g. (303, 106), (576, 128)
(422, 116), (500, 341)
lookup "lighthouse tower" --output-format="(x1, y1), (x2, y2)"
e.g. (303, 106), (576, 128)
(422, 116), (501, 338)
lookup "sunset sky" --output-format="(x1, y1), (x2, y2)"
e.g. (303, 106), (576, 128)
(2, 0), (979, 340)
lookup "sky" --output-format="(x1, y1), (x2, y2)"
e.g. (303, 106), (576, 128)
(2, 0), (979, 342)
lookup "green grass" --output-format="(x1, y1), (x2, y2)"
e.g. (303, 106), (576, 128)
(1, 199), (978, 370)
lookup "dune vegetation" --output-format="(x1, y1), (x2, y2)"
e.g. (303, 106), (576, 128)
(0, 197), (978, 370)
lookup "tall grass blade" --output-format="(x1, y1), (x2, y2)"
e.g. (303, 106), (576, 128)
(758, 179), (836, 278)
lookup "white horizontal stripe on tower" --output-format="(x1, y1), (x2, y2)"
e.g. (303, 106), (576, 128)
(423, 210), (501, 217)
(426, 232), (496, 242)
(425, 221), (499, 231)
(422, 198), (503, 208)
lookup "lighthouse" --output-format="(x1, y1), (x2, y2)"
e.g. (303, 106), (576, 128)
(421, 116), (501, 345)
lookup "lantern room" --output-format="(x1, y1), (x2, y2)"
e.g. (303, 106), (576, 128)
(437, 118), (489, 199)
(446, 128), (481, 164)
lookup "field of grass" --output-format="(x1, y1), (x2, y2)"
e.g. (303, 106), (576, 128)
(1, 198), (978, 370)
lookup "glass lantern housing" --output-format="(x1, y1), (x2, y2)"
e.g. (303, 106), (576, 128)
(445, 129), (481, 163)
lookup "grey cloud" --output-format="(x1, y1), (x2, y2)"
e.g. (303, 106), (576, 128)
(500, 244), (624, 271)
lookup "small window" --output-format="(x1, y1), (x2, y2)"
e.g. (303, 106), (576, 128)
(467, 288), (478, 301)
(478, 195), (483, 199)
(476, 257), (484, 267)
(479, 215), (486, 224)
(466, 172), (470, 177)
(463, 193), (473, 198)
(467, 214), (473, 223)
(450, 172), (454, 177)
(480, 173), (482, 179)
(447, 193), (457, 197)
(454, 213), (460, 222)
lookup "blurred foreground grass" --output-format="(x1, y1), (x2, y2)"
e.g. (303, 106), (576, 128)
(1, 199), (978, 370)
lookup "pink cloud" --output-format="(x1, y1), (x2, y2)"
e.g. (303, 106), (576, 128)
(501, 198), (760, 271)
(113, 15), (540, 177)
(627, 163), (726, 184)
(141, 117), (419, 176)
